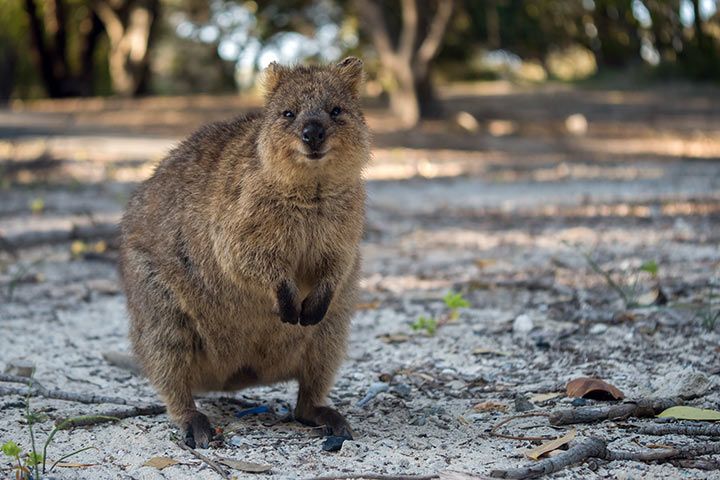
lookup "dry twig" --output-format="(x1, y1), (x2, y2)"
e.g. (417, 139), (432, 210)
(549, 398), (679, 426)
(490, 437), (607, 479)
(176, 440), (230, 479)
(55, 405), (166, 428)
(0, 373), (153, 407)
(305, 475), (440, 480)
(490, 436), (720, 479)
(637, 422), (720, 437)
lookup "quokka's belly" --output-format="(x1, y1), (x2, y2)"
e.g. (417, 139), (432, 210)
(191, 309), (317, 392)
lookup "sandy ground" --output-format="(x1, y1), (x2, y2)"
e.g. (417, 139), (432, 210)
(1, 82), (720, 479)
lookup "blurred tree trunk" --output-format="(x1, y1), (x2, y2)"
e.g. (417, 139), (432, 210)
(0, 38), (17, 104)
(592, 0), (640, 68)
(91, 0), (159, 96)
(690, 0), (707, 52)
(645, 0), (682, 62)
(22, 0), (103, 97)
(356, 0), (454, 128)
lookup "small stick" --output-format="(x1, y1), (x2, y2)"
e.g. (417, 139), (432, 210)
(55, 405), (166, 428)
(305, 475), (440, 480)
(490, 412), (553, 441)
(637, 422), (720, 437)
(491, 435), (720, 479)
(606, 441), (720, 462)
(669, 458), (720, 470)
(0, 376), (154, 407)
(176, 441), (229, 479)
(490, 437), (607, 479)
(549, 398), (679, 426)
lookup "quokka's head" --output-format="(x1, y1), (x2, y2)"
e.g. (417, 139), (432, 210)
(257, 57), (370, 183)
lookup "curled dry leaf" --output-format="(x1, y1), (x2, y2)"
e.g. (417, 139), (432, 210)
(524, 429), (576, 460)
(566, 377), (624, 400)
(143, 456), (180, 470)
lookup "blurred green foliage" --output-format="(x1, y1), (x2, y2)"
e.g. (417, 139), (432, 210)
(1, 0), (719, 101)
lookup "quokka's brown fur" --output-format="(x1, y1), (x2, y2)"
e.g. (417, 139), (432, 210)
(118, 57), (369, 448)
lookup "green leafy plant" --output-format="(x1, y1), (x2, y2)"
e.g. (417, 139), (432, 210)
(1, 381), (101, 479)
(567, 242), (661, 309)
(5, 260), (42, 301)
(2, 440), (31, 479)
(411, 315), (438, 335)
(412, 290), (471, 335)
(695, 279), (720, 331)
(443, 291), (471, 320)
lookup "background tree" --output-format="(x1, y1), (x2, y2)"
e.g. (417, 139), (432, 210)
(21, 0), (105, 97)
(91, 0), (160, 96)
(354, 0), (455, 128)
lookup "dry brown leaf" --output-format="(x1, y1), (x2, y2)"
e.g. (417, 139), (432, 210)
(529, 392), (562, 403)
(524, 429), (576, 460)
(55, 462), (97, 468)
(143, 456), (180, 470)
(613, 311), (637, 323)
(473, 347), (510, 356)
(357, 301), (380, 310)
(217, 458), (272, 473)
(377, 333), (409, 344)
(566, 377), (624, 400)
(473, 401), (508, 412)
(474, 258), (497, 269)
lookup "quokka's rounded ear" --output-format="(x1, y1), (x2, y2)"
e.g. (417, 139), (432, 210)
(261, 61), (288, 96)
(335, 57), (364, 93)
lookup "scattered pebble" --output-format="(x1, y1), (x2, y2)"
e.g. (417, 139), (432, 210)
(514, 395), (535, 412)
(589, 324), (608, 334)
(4, 359), (35, 378)
(513, 314), (534, 334)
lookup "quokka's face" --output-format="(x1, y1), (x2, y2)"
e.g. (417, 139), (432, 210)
(257, 58), (370, 179)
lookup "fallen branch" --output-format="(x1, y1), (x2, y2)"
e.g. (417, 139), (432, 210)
(176, 440), (230, 479)
(549, 398), (679, 426)
(55, 404), (166, 428)
(669, 458), (720, 470)
(637, 422), (720, 437)
(305, 474), (440, 480)
(490, 437), (607, 479)
(490, 436), (720, 479)
(0, 374), (152, 407)
(606, 441), (720, 462)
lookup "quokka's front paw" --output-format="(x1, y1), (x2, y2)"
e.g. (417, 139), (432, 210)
(299, 285), (333, 326)
(276, 279), (301, 324)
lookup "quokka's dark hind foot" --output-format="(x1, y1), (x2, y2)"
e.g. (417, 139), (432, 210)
(182, 410), (214, 448)
(295, 404), (354, 440)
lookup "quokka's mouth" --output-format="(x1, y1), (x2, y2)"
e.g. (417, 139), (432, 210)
(304, 150), (328, 160)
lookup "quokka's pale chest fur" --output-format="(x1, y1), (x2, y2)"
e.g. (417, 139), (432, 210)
(119, 57), (369, 448)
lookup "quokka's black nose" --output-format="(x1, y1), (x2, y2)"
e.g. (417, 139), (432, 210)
(302, 121), (326, 151)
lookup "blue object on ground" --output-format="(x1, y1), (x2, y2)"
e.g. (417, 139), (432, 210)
(235, 405), (270, 418)
(355, 381), (390, 408)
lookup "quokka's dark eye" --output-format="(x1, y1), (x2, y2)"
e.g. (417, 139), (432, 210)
(283, 110), (295, 118)
(330, 107), (342, 117)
